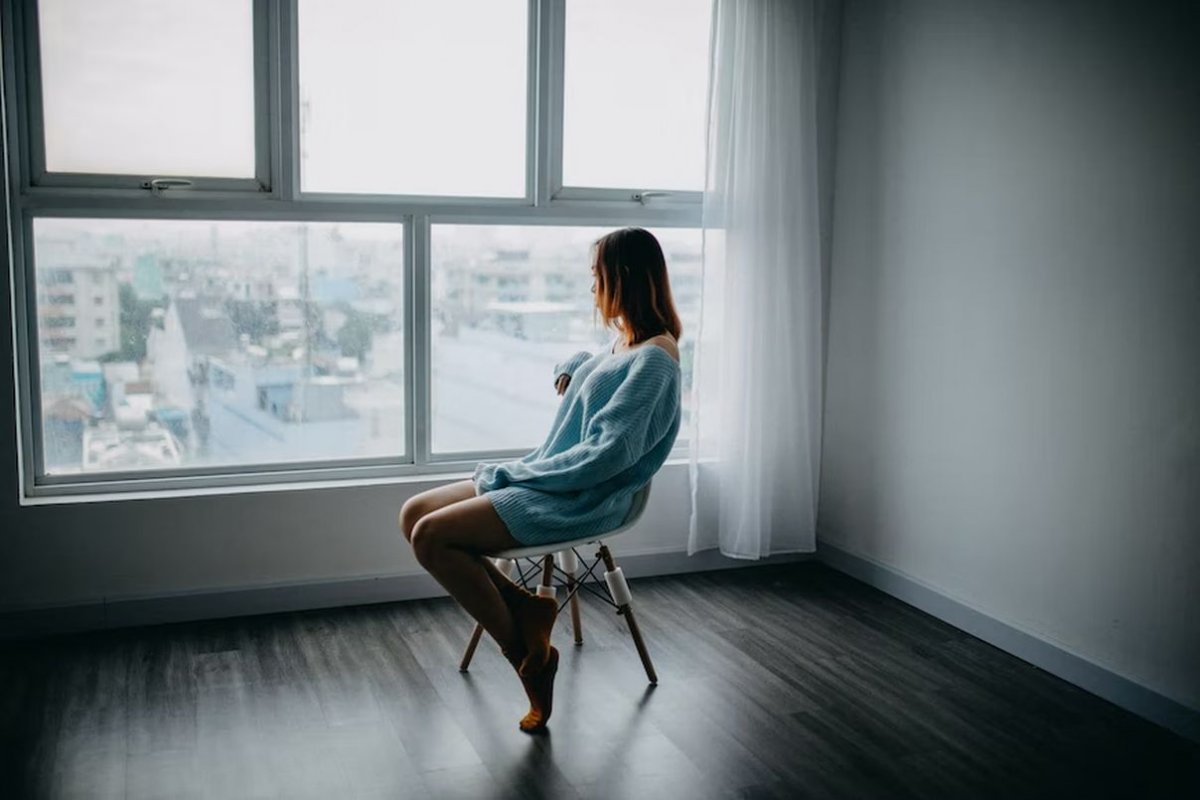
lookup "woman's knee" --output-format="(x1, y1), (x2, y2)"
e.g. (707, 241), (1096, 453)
(400, 481), (476, 542)
(409, 515), (443, 566)
(399, 497), (429, 543)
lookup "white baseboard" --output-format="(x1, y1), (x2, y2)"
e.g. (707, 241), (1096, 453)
(0, 548), (812, 641)
(817, 539), (1200, 744)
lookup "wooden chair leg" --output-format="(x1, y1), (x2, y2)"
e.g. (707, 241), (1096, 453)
(460, 623), (485, 672)
(568, 576), (583, 645)
(556, 548), (584, 646)
(598, 544), (657, 685)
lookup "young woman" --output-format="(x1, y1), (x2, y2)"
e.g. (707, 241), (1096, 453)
(399, 227), (683, 732)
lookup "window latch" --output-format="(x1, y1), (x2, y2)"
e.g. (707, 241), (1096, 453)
(632, 190), (671, 205)
(142, 178), (194, 196)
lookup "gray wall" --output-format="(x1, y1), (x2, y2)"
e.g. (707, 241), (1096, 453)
(821, 0), (1200, 709)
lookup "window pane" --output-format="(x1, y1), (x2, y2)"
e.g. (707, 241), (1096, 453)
(34, 219), (405, 475)
(562, 0), (710, 191)
(431, 225), (701, 455)
(298, 0), (527, 197)
(38, 0), (256, 177)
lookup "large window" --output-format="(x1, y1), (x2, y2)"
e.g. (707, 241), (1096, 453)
(4, 0), (711, 496)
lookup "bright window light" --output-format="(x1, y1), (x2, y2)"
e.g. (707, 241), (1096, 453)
(298, 0), (528, 197)
(562, 0), (711, 191)
(37, 0), (256, 177)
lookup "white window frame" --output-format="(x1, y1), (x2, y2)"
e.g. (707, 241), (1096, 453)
(2, 0), (704, 500)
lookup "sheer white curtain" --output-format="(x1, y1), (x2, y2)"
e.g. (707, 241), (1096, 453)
(687, 0), (827, 558)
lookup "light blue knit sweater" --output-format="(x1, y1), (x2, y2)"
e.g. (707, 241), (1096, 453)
(473, 343), (682, 546)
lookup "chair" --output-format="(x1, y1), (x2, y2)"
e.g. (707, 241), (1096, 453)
(458, 481), (658, 684)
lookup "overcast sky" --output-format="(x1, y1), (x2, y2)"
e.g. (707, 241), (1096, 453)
(38, 0), (710, 195)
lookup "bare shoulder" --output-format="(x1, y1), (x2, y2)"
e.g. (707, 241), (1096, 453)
(644, 334), (680, 363)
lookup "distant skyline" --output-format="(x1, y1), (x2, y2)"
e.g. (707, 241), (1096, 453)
(33, 218), (703, 271)
(33, 217), (702, 472)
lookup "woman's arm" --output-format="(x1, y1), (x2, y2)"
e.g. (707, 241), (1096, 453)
(478, 351), (679, 492)
(552, 349), (593, 396)
(552, 350), (592, 380)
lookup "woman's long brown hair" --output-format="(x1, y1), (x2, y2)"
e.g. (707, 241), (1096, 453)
(592, 227), (683, 346)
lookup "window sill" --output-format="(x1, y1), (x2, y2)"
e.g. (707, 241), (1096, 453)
(19, 455), (693, 507)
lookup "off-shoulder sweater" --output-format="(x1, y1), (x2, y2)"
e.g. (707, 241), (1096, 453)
(473, 343), (681, 546)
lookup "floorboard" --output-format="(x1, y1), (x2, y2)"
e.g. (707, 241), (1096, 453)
(1, 562), (1196, 799)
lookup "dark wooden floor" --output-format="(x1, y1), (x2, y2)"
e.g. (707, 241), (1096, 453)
(1, 562), (1196, 799)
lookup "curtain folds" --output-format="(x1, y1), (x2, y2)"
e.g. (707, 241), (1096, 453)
(687, 0), (827, 558)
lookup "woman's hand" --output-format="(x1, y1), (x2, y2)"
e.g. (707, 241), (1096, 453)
(555, 374), (571, 396)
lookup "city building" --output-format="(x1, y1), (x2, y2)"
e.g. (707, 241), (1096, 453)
(36, 259), (120, 360)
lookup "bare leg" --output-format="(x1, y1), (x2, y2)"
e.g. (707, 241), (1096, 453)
(480, 555), (510, 588)
(482, 557), (557, 616)
(401, 481), (540, 654)
(479, 555), (557, 677)
(409, 495), (527, 652)
(399, 480), (530, 598)
(399, 479), (477, 542)
(407, 494), (561, 731)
